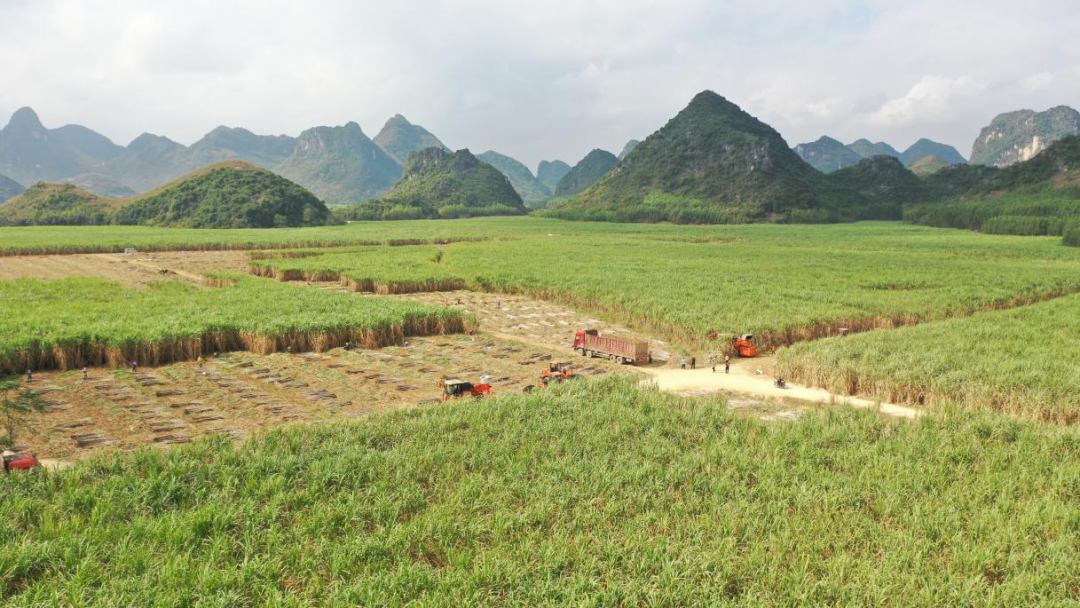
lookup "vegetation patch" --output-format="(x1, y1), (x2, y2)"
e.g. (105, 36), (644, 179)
(4, 377), (1080, 605)
(776, 292), (1080, 421)
(0, 274), (471, 373)
(246, 223), (1080, 351)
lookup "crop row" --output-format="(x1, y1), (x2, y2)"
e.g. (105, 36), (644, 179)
(249, 224), (1080, 350)
(4, 377), (1080, 605)
(0, 274), (472, 373)
(776, 292), (1080, 422)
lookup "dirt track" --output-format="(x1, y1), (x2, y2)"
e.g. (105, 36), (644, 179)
(636, 363), (920, 419)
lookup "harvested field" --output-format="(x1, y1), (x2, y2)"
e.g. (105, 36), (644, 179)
(398, 290), (675, 363)
(0, 250), (247, 288)
(13, 334), (628, 460)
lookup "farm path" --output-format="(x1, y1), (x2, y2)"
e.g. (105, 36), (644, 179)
(402, 290), (920, 419)
(637, 363), (921, 419)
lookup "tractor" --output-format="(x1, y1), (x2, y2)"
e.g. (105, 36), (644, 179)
(439, 379), (494, 402)
(732, 334), (757, 358)
(525, 362), (581, 392)
(1, 449), (39, 474)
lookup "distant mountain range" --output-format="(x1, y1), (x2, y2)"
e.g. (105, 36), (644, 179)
(373, 114), (449, 165)
(549, 90), (1080, 227)
(536, 160), (571, 194)
(339, 148), (526, 220)
(969, 106), (1080, 167)
(477, 151), (551, 202)
(0, 173), (24, 202)
(795, 135), (966, 173)
(792, 137), (863, 173)
(276, 122), (401, 205)
(552, 91), (830, 221)
(555, 149), (618, 197)
(4, 98), (1080, 228)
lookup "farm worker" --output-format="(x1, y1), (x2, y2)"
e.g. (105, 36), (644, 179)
(197, 356), (204, 368)
(404, 340), (410, 351)
(2, 450), (14, 473)
(691, 357), (696, 370)
(26, 369), (33, 382)
(771, 344), (777, 355)
(680, 357), (686, 370)
(131, 361), (138, 373)
(82, 367), (88, 380)
(712, 360), (717, 373)
(647, 353), (653, 364)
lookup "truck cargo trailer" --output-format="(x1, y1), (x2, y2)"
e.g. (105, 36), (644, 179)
(573, 329), (648, 364)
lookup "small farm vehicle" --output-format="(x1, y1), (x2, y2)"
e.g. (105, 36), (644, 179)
(439, 379), (494, 402)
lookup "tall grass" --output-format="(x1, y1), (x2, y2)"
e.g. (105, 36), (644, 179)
(250, 246), (465, 294)
(776, 292), (1080, 421)
(248, 223), (1080, 349)
(3, 377), (1080, 605)
(0, 274), (471, 373)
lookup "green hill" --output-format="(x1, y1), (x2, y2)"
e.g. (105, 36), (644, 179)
(847, 139), (900, 159)
(970, 106), (1080, 167)
(0, 182), (117, 226)
(899, 139), (966, 167)
(825, 156), (927, 219)
(0, 174), (23, 202)
(477, 151), (551, 202)
(277, 122), (402, 205)
(907, 155), (950, 176)
(536, 159), (571, 193)
(112, 161), (330, 228)
(554, 149), (618, 197)
(344, 148), (527, 220)
(794, 136), (862, 173)
(907, 136), (1080, 240)
(373, 115), (448, 165)
(920, 164), (999, 200)
(551, 92), (827, 222)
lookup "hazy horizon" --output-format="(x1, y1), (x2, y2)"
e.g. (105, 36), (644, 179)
(2, 0), (1078, 169)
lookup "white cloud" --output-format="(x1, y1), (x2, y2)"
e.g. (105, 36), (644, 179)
(869, 76), (986, 128)
(0, 0), (1078, 167)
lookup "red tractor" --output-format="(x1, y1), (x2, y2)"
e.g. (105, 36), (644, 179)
(2, 449), (40, 474)
(525, 362), (581, 392)
(439, 379), (494, 402)
(732, 334), (757, 358)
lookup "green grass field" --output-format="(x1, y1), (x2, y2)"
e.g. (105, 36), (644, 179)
(777, 292), (1080, 421)
(4, 378), (1080, 606)
(0, 274), (469, 373)
(6, 218), (1080, 604)
(248, 221), (1080, 348)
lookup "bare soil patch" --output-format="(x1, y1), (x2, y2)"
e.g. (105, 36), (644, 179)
(0, 250), (247, 287)
(14, 333), (628, 461)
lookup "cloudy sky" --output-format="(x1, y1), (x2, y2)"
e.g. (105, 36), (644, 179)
(1, 0), (1078, 169)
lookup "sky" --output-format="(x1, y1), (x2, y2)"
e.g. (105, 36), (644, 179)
(1, 0), (1078, 170)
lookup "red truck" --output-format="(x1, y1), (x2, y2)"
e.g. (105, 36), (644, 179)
(573, 329), (649, 365)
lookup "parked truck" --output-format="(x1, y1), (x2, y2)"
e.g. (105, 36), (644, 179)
(573, 329), (649, 364)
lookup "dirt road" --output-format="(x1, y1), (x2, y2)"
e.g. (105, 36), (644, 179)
(636, 365), (920, 419)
